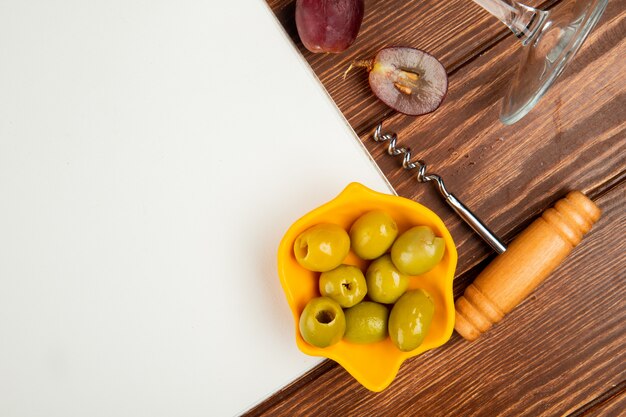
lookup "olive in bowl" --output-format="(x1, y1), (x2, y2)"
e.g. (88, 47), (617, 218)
(391, 225), (445, 275)
(388, 289), (435, 352)
(294, 223), (350, 272)
(299, 297), (346, 348)
(365, 254), (409, 304)
(319, 264), (367, 308)
(343, 301), (389, 344)
(350, 210), (398, 260)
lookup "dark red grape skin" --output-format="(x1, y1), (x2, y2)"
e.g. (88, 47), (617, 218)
(295, 0), (364, 54)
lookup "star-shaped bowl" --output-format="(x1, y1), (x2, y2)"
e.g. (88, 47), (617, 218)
(277, 182), (457, 391)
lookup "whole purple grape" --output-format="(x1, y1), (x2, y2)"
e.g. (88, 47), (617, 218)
(295, 0), (365, 53)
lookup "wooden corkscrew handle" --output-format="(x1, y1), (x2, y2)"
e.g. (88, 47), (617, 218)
(454, 191), (602, 341)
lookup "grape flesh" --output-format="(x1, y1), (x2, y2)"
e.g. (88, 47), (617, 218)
(367, 47), (448, 116)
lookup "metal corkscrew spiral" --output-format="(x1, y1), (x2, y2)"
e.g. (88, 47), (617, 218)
(373, 123), (507, 254)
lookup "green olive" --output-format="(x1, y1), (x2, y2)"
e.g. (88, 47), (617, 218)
(391, 226), (445, 275)
(349, 210), (398, 260)
(294, 223), (350, 272)
(388, 289), (434, 352)
(299, 297), (346, 348)
(344, 301), (389, 344)
(365, 255), (409, 304)
(319, 265), (367, 308)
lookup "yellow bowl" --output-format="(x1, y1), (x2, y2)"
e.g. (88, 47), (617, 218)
(277, 182), (457, 392)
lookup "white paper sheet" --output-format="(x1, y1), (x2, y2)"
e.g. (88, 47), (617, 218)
(0, 1), (392, 415)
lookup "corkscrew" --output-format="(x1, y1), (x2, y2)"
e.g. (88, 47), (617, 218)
(373, 122), (602, 342)
(373, 123), (507, 254)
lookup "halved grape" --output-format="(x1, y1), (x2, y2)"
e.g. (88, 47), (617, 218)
(346, 47), (448, 116)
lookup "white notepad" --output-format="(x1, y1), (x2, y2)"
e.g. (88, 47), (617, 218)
(0, 1), (392, 415)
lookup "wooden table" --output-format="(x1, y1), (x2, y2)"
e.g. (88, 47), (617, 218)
(247, 0), (625, 415)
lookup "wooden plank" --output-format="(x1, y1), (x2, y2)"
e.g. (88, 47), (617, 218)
(264, 0), (547, 133)
(591, 392), (626, 417)
(245, 182), (625, 417)
(566, 380), (626, 416)
(358, 0), (626, 283)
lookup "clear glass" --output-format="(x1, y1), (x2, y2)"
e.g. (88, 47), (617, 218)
(472, 0), (608, 124)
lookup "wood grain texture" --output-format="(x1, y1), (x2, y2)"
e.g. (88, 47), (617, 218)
(264, 0), (548, 133)
(590, 392), (626, 417)
(567, 380), (626, 416)
(247, 184), (625, 417)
